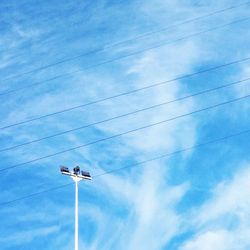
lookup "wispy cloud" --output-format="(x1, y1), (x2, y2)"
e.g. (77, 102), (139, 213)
(0, 0), (250, 249)
(180, 164), (250, 250)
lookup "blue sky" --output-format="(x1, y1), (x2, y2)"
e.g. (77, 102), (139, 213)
(0, 0), (250, 249)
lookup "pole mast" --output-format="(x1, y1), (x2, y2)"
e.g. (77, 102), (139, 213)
(74, 178), (79, 250)
(60, 166), (91, 250)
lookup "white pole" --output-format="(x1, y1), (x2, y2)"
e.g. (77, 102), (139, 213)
(61, 167), (91, 250)
(75, 178), (79, 250)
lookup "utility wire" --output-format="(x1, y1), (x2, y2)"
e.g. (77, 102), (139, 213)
(1, 16), (249, 95)
(1, 77), (250, 153)
(0, 93), (249, 173)
(105, 1), (250, 48)
(94, 127), (250, 177)
(1, 126), (249, 207)
(0, 183), (73, 207)
(1, 56), (250, 128)
(5, 1), (249, 61)
(2, 2), (250, 81)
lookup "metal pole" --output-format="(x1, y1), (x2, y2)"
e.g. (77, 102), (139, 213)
(60, 166), (91, 249)
(75, 178), (79, 250)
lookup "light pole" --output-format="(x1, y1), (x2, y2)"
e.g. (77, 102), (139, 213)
(60, 166), (92, 250)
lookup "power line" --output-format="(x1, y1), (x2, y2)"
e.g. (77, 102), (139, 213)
(1, 16), (249, 95)
(105, 1), (250, 48)
(0, 183), (73, 207)
(0, 93), (249, 173)
(3, 2), (250, 82)
(1, 77), (249, 153)
(1, 126), (249, 207)
(94, 128), (250, 177)
(5, 1), (249, 62)
(1, 56), (250, 128)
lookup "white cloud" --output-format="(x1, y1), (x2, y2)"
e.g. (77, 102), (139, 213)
(180, 230), (232, 250)
(125, 166), (188, 250)
(0, 225), (60, 245)
(2, 1), (249, 250)
(196, 166), (250, 225)
(180, 165), (250, 250)
(85, 162), (189, 250)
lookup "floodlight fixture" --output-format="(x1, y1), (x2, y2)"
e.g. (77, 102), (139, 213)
(60, 165), (92, 180)
(60, 165), (91, 250)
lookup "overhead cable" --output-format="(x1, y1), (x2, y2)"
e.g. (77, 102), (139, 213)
(0, 126), (249, 207)
(1, 17), (249, 95)
(5, 1), (249, 62)
(1, 56), (250, 128)
(2, 4), (250, 81)
(0, 93), (249, 173)
(0, 77), (250, 153)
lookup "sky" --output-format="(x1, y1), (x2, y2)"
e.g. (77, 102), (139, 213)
(0, 0), (250, 249)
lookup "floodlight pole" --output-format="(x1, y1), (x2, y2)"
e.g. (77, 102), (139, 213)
(60, 166), (91, 250)
(72, 176), (80, 250)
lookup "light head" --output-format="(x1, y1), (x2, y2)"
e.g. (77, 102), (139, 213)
(60, 165), (92, 180)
